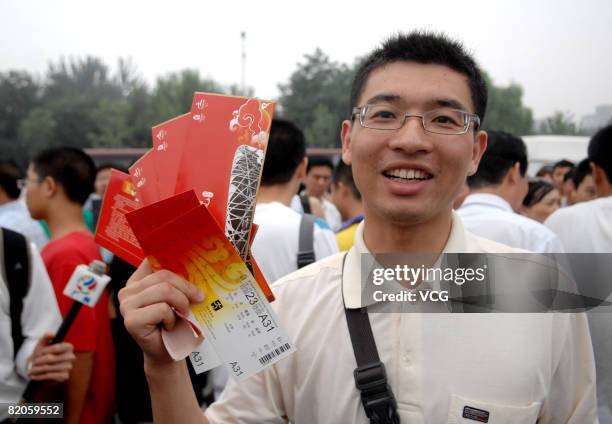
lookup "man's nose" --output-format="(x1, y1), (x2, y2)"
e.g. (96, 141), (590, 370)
(387, 116), (434, 153)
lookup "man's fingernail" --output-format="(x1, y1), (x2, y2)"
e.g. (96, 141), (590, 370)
(197, 289), (205, 301)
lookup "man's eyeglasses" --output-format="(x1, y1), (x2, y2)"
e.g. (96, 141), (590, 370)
(16, 178), (41, 190)
(352, 104), (480, 135)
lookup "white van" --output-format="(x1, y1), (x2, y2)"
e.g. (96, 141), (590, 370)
(522, 135), (590, 176)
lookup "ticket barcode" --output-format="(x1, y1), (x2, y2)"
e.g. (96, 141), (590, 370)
(258, 343), (291, 365)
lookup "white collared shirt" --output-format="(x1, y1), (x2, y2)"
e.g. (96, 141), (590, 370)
(206, 213), (597, 423)
(545, 196), (612, 422)
(458, 193), (565, 253)
(252, 202), (338, 283)
(1, 242), (62, 417)
(545, 196), (612, 253)
(0, 200), (48, 250)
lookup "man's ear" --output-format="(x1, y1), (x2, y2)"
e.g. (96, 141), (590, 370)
(467, 130), (487, 176)
(506, 162), (522, 185)
(42, 176), (57, 198)
(591, 162), (611, 196)
(341, 119), (353, 166)
(295, 157), (308, 180)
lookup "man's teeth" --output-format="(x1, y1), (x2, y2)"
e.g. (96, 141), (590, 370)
(386, 169), (431, 180)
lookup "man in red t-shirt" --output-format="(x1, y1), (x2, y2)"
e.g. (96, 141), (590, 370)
(25, 147), (115, 424)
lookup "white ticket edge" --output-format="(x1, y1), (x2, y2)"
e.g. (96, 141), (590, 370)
(188, 268), (295, 381)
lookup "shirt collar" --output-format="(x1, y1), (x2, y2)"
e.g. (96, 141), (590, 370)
(342, 211), (470, 309)
(462, 193), (513, 213)
(0, 199), (23, 214)
(337, 214), (364, 233)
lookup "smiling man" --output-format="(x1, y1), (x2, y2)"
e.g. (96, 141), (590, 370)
(119, 32), (597, 423)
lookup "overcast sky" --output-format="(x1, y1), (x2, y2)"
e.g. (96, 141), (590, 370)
(3, 0), (611, 121)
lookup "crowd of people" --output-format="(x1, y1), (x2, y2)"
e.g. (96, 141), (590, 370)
(1, 30), (611, 423)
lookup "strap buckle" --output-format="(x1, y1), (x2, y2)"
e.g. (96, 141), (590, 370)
(297, 250), (315, 268)
(354, 362), (400, 424)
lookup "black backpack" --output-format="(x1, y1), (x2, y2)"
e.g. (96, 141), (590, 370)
(0, 227), (31, 359)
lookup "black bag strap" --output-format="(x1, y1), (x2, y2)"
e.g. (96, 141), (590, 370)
(297, 213), (316, 269)
(1, 227), (31, 359)
(342, 255), (400, 424)
(299, 193), (311, 214)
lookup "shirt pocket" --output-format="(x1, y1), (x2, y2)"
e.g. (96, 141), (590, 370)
(447, 394), (541, 424)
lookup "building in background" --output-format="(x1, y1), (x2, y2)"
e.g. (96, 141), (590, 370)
(581, 105), (612, 135)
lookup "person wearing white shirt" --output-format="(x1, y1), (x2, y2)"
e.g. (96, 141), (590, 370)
(0, 160), (48, 250)
(1, 232), (74, 420)
(458, 131), (565, 253)
(252, 119), (339, 283)
(545, 124), (612, 422)
(118, 32), (597, 423)
(303, 157), (343, 231)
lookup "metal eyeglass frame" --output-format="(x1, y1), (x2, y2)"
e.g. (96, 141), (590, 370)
(352, 105), (481, 135)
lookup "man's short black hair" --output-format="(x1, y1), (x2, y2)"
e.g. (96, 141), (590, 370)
(467, 131), (528, 189)
(523, 179), (555, 207)
(333, 161), (361, 200)
(553, 159), (575, 170)
(306, 156), (334, 174)
(587, 124), (612, 182)
(350, 31), (488, 122)
(570, 159), (592, 187)
(0, 159), (23, 200)
(261, 119), (306, 186)
(31, 147), (96, 205)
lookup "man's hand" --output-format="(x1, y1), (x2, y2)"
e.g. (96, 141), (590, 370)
(119, 259), (205, 366)
(28, 335), (75, 383)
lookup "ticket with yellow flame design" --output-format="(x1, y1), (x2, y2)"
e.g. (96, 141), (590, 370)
(127, 191), (295, 380)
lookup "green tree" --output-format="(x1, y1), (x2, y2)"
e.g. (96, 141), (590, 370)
(16, 107), (56, 159)
(0, 71), (41, 164)
(15, 56), (150, 154)
(149, 69), (226, 124)
(483, 73), (534, 135)
(279, 53), (536, 145)
(538, 110), (580, 135)
(45, 56), (122, 100)
(278, 49), (354, 147)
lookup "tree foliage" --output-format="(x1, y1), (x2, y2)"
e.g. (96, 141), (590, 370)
(0, 58), (239, 163)
(277, 51), (535, 146)
(537, 110), (581, 135)
(2, 51), (539, 164)
(278, 49), (354, 147)
(480, 73), (534, 135)
(0, 71), (41, 162)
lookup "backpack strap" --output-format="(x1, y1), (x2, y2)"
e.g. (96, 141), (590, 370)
(299, 193), (311, 214)
(1, 227), (31, 359)
(344, 308), (400, 424)
(297, 213), (316, 269)
(342, 255), (400, 424)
